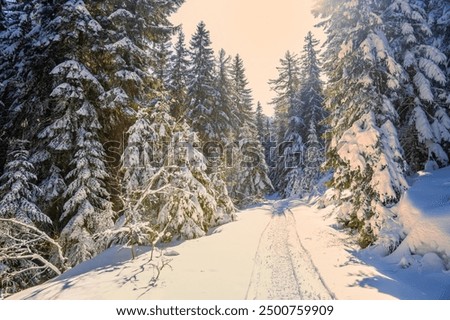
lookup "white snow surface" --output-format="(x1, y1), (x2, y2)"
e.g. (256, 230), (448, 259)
(388, 166), (450, 270)
(8, 196), (450, 300)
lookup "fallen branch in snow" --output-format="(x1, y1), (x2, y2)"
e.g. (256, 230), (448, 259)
(0, 218), (67, 297)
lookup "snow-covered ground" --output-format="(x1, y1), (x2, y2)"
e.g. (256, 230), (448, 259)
(9, 168), (450, 300)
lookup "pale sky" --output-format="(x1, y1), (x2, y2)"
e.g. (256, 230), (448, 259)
(170, 0), (325, 116)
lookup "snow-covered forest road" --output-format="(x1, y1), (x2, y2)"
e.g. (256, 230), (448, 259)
(246, 202), (333, 299)
(9, 196), (450, 300)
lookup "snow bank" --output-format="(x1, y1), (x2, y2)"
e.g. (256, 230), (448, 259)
(392, 166), (450, 268)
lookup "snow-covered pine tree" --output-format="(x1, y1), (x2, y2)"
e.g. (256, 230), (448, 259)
(275, 126), (305, 198)
(111, 101), (174, 246)
(227, 128), (273, 206)
(302, 119), (325, 196)
(46, 58), (114, 266)
(186, 21), (219, 143)
(255, 102), (275, 170)
(167, 29), (189, 120)
(268, 51), (301, 146)
(255, 102), (267, 143)
(0, 139), (65, 296)
(269, 51), (303, 196)
(298, 31), (326, 139)
(0, 0), (35, 143)
(225, 55), (273, 205)
(161, 119), (235, 238)
(295, 31), (327, 196)
(0, 139), (50, 225)
(230, 54), (254, 130)
(88, 0), (183, 210)
(112, 101), (235, 244)
(386, 0), (450, 172)
(154, 39), (172, 86)
(314, 0), (408, 248)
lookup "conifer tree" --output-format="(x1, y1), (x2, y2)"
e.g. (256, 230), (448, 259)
(0, 140), (50, 225)
(214, 49), (240, 142)
(302, 120), (325, 195)
(298, 31), (326, 139)
(269, 51), (303, 195)
(255, 102), (267, 143)
(226, 55), (273, 204)
(186, 21), (219, 142)
(112, 102), (235, 244)
(0, 140), (65, 296)
(315, 0), (408, 248)
(167, 29), (189, 119)
(230, 54), (255, 130)
(268, 51), (301, 144)
(386, 0), (450, 172)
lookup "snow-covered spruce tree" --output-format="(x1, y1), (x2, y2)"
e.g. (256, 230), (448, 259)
(214, 49), (240, 138)
(268, 51), (301, 146)
(225, 55), (272, 205)
(186, 21), (218, 143)
(269, 51), (303, 196)
(154, 39), (172, 86)
(275, 125), (305, 198)
(296, 31), (327, 196)
(0, 140), (50, 225)
(160, 120), (235, 239)
(0, 0), (6, 174)
(0, 0), (35, 156)
(0, 140), (65, 297)
(111, 102), (235, 244)
(255, 102), (267, 143)
(255, 102), (275, 170)
(230, 54), (255, 130)
(110, 101), (174, 246)
(88, 0), (183, 209)
(27, 2), (119, 266)
(45, 59), (114, 266)
(314, 0), (408, 248)
(167, 29), (189, 120)
(227, 128), (273, 206)
(385, 0), (450, 172)
(298, 31), (327, 139)
(302, 119), (325, 196)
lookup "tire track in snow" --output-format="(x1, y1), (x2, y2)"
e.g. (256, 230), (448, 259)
(246, 202), (334, 300)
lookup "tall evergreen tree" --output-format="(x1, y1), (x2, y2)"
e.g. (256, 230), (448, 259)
(0, 140), (65, 297)
(230, 54), (255, 130)
(255, 102), (267, 143)
(314, 0), (408, 248)
(298, 31), (327, 138)
(214, 49), (240, 143)
(0, 140), (50, 225)
(269, 51), (303, 196)
(112, 102), (235, 244)
(268, 51), (301, 144)
(226, 55), (273, 205)
(386, 0), (450, 172)
(186, 21), (219, 143)
(167, 29), (189, 120)
(302, 120), (325, 196)
(296, 31), (327, 196)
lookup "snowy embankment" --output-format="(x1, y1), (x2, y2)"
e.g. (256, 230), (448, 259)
(392, 167), (450, 268)
(9, 186), (450, 300)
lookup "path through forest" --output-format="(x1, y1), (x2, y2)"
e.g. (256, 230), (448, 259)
(246, 200), (334, 300)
